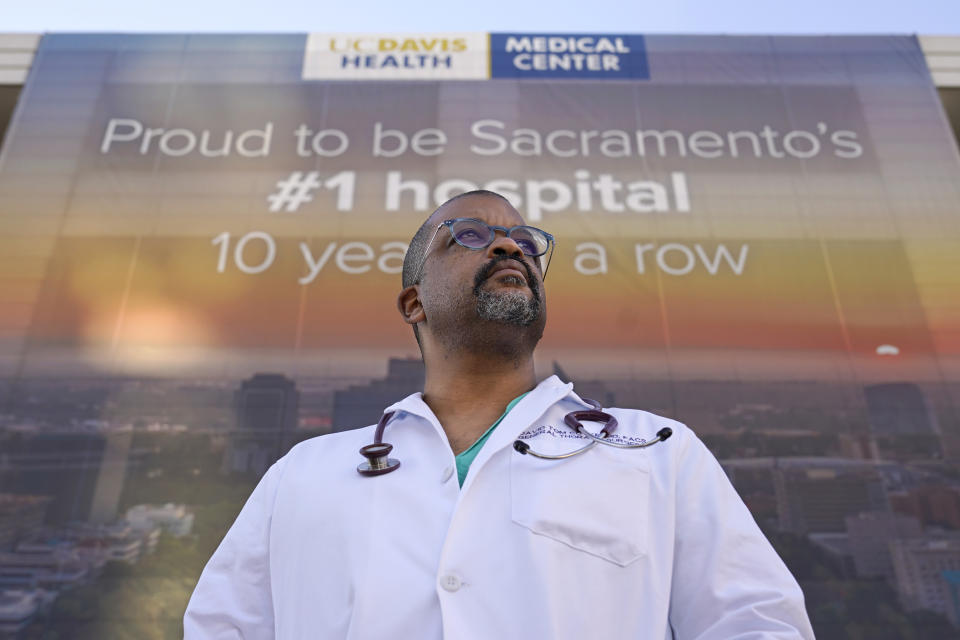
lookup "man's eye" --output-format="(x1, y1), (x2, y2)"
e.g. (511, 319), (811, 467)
(517, 240), (536, 254)
(458, 230), (481, 241)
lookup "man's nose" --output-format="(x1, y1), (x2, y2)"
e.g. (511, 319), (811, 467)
(486, 232), (524, 260)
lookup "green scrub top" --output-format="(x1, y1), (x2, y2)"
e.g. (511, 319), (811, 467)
(454, 391), (530, 487)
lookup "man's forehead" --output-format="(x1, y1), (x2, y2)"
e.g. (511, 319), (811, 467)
(432, 194), (525, 226)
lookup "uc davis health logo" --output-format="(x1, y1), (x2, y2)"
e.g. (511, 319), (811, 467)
(491, 33), (649, 79)
(303, 33), (489, 80)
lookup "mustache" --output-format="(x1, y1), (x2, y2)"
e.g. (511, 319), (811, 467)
(473, 254), (539, 295)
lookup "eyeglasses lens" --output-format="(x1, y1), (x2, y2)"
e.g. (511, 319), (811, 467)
(451, 219), (490, 249)
(509, 227), (547, 256)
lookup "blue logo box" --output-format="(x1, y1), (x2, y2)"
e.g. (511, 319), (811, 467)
(490, 33), (649, 79)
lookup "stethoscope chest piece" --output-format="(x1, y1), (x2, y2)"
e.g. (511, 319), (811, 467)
(358, 442), (401, 476)
(357, 410), (401, 476)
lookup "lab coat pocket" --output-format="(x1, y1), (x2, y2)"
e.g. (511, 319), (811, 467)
(510, 447), (650, 567)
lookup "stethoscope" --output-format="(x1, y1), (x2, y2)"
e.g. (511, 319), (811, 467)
(357, 398), (672, 477)
(512, 398), (673, 460)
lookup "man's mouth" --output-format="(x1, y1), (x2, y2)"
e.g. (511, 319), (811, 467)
(489, 267), (527, 284)
(473, 256), (540, 299)
(487, 261), (528, 285)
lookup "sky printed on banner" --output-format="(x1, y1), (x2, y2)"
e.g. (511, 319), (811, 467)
(2, 0), (959, 34)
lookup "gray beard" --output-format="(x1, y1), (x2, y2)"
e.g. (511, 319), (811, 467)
(475, 286), (541, 326)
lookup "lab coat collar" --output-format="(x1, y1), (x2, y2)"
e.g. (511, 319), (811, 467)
(381, 374), (580, 459)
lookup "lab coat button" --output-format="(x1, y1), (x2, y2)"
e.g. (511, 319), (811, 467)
(440, 574), (461, 592)
(441, 465), (454, 483)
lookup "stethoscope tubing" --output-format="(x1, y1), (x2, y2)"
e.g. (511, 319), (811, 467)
(512, 438), (598, 460)
(577, 426), (674, 449)
(513, 398), (672, 459)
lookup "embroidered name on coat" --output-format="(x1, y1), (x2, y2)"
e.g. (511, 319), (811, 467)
(517, 424), (648, 446)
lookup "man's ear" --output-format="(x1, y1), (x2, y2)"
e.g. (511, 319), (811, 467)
(397, 285), (426, 326)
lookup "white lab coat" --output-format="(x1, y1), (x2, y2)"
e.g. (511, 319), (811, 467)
(184, 375), (814, 639)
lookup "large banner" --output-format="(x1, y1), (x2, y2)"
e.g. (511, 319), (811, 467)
(1, 33), (959, 637)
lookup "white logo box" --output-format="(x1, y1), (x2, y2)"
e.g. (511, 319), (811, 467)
(303, 33), (490, 80)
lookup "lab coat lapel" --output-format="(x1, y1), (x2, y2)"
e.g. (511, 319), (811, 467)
(458, 375), (575, 493)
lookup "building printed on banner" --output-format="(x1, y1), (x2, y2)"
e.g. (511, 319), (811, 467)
(302, 33), (488, 79)
(490, 33), (649, 79)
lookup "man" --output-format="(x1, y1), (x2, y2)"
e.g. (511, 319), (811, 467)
(184, 190), (815, 639)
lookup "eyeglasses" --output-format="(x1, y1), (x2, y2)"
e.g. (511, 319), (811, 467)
(412, 217), (556, 285)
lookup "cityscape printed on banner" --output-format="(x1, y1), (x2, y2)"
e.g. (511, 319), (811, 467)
(0, 31), (959, 639)
(2, 367), (960, 638)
